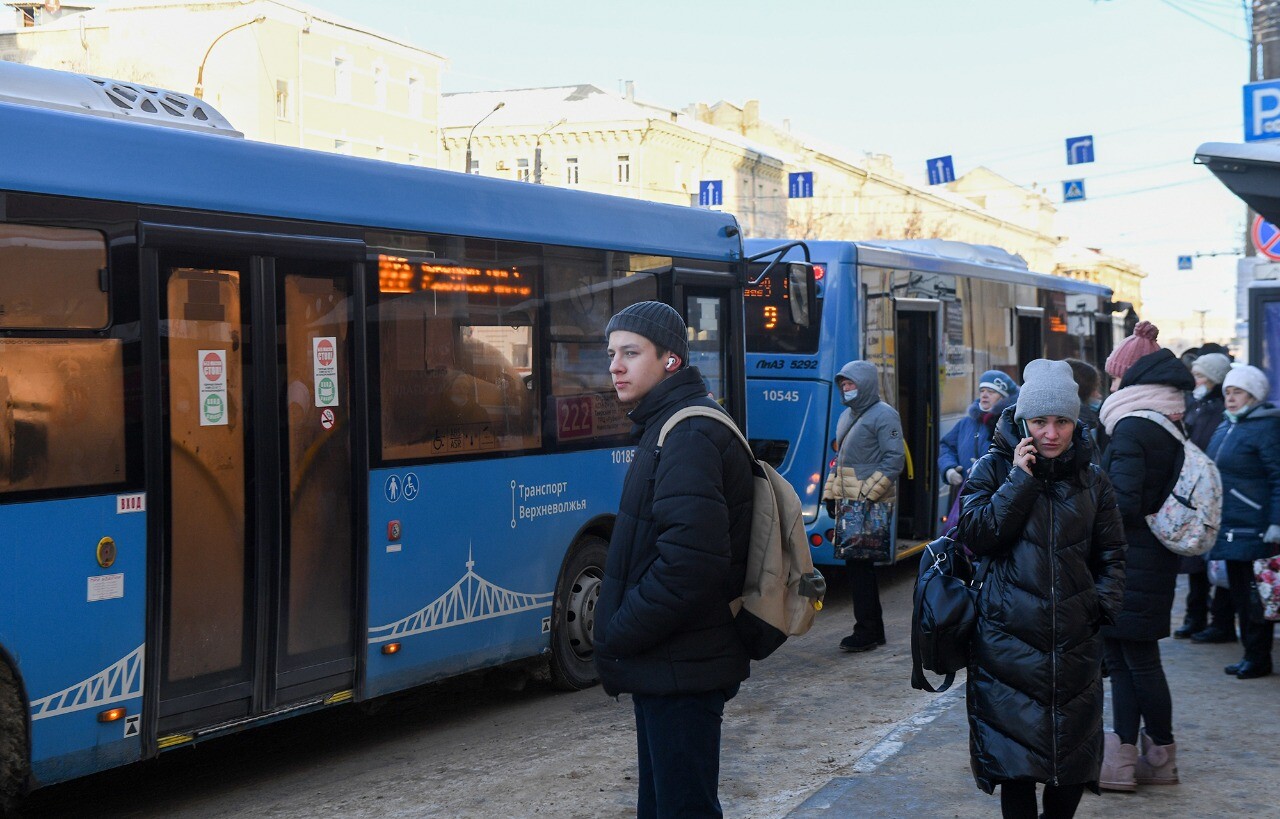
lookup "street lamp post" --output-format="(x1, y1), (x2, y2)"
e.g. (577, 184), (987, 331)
(463, 101), (505, 175)
(194, 16), (267, 99)
(534, 117), (566, 184)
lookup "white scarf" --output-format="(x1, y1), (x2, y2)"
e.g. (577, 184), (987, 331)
(1098, 384), (1186, 435)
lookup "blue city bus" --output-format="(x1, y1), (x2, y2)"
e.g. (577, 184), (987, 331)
(0, 63), (759, 804)
(741, 239), (1122, 567)
(1197, 141), (1280, 397)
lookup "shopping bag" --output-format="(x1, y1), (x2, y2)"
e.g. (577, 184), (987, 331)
(1253, 555), (1280, 622)
(834, 498), (894, 562)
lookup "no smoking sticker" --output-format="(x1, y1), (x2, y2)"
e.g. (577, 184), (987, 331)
(198, 349), (229, 426)
(320, 408), (335, 430)
(313, 336), (339, 408)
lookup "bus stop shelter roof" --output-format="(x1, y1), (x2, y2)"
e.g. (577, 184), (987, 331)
(1196, 141), (1280, 224)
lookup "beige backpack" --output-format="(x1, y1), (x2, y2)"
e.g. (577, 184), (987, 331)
(657, 406), (827, 660)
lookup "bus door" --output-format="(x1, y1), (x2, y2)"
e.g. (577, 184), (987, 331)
(1016, 305), (1045, 376)
(893, 298), (940, 553)
(142, 227), (364, 736)
(675, 272), (741, 419)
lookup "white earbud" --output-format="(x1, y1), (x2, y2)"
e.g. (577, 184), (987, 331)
(667, 357), (676, 370)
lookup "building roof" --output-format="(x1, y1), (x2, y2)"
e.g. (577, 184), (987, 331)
(442, 85), (790, 163)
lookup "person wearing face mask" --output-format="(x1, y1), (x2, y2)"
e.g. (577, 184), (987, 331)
(1205, 364), (1280, 680)
(956, 359), (1126, 819)
(821, 360), (905, 653)
(938, 369), (1018, 512)
(1176, 352), (1237, 642)
(1095, 321), (1194, 793)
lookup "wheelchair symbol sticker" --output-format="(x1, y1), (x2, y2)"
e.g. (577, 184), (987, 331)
(402, 472), (419, 501)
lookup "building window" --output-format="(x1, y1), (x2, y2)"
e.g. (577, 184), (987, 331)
(517, 158), (530, 182)
(565, 157), (579, 185)
(373, 64), (387, 109)
(408, 152), (420, 165)
(468, 158), (479, 175)
(334, 57), (351, 101)
(616, 154), (630, 184)
(335, 139), (350, 155)
(407, 74), (423, 118)
(674, 160), (683, 191)
(275, 79), (291, 121)
(376, 145), (386, 159)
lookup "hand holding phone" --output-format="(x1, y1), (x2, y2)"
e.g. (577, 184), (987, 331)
(1014, 420), (1036, 475)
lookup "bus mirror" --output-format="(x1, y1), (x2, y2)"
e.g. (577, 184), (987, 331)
(787, 262), (816, 328)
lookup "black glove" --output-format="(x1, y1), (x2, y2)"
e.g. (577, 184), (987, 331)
(825, 500), (836, 518)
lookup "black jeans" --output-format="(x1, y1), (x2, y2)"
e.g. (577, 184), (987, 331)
(1103, 637), (1174, 746)
(846, 558), (884, 640)
(999, 781), (1084, 819)
(1185, 567), (1236, 629)
(1226, 559), (1275, 666)
(632, 685), (737, 819)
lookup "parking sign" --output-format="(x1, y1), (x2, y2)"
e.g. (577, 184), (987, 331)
(1244, 79), (1280, 142)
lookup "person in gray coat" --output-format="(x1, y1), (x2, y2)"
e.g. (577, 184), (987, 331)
(821, 360), (905, 652)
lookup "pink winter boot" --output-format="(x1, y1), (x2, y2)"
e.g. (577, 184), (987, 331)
(1099, 732), (1137, 792)
(1135, 729), (1179, 785)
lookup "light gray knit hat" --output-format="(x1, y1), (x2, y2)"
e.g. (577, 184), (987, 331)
(1015, 359), (1081, 422)
(1191, 353), (1232, 386)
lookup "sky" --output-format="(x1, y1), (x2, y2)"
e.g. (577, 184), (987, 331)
(305, 0), (1252, 336)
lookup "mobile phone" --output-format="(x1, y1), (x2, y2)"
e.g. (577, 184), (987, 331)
(1018, 419), (1031, 440)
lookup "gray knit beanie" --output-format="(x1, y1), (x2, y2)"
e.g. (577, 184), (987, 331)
(605, 301), (689, 365)
(1015, 359), (1082, 422)
(1191, 353), (1231, 386)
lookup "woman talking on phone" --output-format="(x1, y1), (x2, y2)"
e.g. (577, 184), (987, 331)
(957, 359), (1126, 819)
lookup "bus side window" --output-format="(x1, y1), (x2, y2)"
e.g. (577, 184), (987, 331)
(0, 224), (126, 494)
(375, 241), (542, 460)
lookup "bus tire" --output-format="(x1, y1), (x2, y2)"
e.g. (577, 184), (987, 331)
(548, 535), (607, 691)
(0, 660), (27, 816)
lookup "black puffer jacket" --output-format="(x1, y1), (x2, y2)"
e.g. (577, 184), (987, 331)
(1184, 384), (1225, 452)
(594, 366), (754, 697)
(1100, 349), (1193, 641)
(957, 407), (1126, 794)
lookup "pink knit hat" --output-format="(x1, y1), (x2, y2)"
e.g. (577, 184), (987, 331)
(1105, 321), (1160, 380)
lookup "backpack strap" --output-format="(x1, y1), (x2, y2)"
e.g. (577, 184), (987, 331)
(1115, 409), (1188, 506)
(656, 405), (750, 454)
(1117, 409), (1186, 443)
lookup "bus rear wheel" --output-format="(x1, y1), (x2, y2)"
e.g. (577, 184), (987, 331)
(0, 661), (27, 816)
(548, 535), (607, 691)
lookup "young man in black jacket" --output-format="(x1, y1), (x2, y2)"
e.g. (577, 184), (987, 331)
(594, 301), (754, 819)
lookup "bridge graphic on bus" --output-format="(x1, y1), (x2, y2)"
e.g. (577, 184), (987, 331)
(368, 548), (553, 643)
(29, 644), (144, 722)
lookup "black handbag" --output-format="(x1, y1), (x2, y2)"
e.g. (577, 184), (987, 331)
(910, 529), (989, 693)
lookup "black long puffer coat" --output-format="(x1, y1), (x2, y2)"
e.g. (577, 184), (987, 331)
(957, 408), (1126, 794)
(1100, 349), (1193, 641)
(594, 366), (754, 697)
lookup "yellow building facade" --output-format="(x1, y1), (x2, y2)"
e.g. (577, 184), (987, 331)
(0, 0), (445, 165)
(441, 85), (790, 238)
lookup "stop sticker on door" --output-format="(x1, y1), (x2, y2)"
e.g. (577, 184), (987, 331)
(198, 349), (229, 426)
(312, 336), (339, 408)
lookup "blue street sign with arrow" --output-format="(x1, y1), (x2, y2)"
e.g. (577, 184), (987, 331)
(1066, 135), (1094, 165)
(1062, 179), (1086, 202)
(926, 155), (955, 185)
(698, 180), (722, 207)
(788, 171), (813, 198)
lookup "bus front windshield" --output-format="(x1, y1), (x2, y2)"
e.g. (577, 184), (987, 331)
(744, 261), (822, 354)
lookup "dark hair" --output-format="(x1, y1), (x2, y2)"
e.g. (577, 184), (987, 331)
(1063, 358), (1099, 402)
(1197, 342), (1233, 361)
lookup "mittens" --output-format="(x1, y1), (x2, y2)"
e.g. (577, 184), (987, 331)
(945, 467), (963, 487)
(861, 471), (892, 503)
(1265, 524), (1280, 545)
